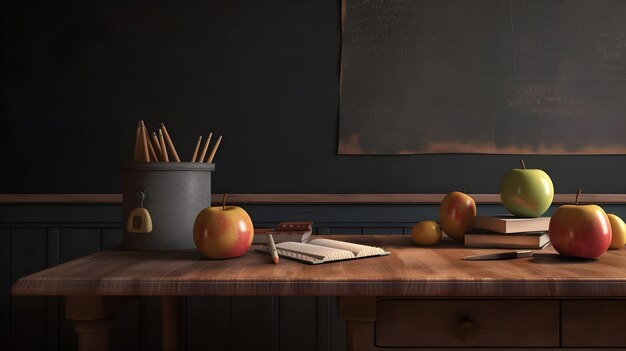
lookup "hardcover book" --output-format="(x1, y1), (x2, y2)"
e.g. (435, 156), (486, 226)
(474, 215), (550, 234)
(464, 230), (550, 249)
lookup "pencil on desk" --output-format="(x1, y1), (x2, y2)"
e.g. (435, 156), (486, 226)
(158, 129), (169, 162)
(160, 123), (180, 162)
(463, 250), (533, 261)
(151, 132), (162, 160)
(198, 132), (212, 162)
(207, 135), (222, 163)
(267, 233), (279, 264)
(190, 135), (202, 162)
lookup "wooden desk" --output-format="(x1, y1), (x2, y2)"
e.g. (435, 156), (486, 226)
(11, 235), (626, 350)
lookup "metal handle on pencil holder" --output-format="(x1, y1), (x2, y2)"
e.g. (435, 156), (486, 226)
(136, 190), (149, 208)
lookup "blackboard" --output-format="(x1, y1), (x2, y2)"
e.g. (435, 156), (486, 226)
(339, 0), (626, 154)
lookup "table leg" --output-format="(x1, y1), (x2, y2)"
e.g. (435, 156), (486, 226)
(65, 296), (134, 351)
(73, 316), (115, 351)
(337, 296), (378, 351)
(161, 296), (182, 351)
(346, 320), (377, 351)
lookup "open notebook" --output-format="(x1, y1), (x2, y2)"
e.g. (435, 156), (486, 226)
(258, 238), (390, 264)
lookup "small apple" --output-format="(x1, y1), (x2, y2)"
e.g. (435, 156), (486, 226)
(193, 196), (254, 259)
(500, 160), (554, 218)
(549, 190), (612, 258)
(411, 221), (442, 246)
(439, 191), (476, 241)
(608, 214), (626, 249)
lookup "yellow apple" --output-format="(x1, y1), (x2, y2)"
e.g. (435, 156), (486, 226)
(608, 214), (626, 249)
(411, 221), (442, 246)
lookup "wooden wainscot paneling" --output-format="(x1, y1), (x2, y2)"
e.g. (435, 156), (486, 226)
(10, 228), (48, 351)
(1, 193), (625, 204)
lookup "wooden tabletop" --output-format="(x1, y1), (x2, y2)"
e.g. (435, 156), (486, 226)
(11, 235), (626, 297)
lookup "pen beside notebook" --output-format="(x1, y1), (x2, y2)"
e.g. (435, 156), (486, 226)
(463, 250), (533, 261)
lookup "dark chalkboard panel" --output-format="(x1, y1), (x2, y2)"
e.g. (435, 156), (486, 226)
(339, 0), (626, 154)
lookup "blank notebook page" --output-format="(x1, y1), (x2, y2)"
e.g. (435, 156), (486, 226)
(307, 238), (386, 257)
(275, 242), (354, 261)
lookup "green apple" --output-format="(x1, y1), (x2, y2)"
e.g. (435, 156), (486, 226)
(608, 214), (626, 249)
(439, 191), (476, 241)
(500, 160), (554, 218)
(411, 221), (442, 246)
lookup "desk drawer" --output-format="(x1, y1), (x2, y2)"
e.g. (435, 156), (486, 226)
(562, 300), (626, 347)
(375, 299), (559, 347)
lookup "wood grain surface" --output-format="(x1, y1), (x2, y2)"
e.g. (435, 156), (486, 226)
(1, 193), (625, 204)
(11, 235), (626, 297)
(561, 300), (626, 347)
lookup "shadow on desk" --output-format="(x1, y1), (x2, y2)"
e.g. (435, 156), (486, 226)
(530, 253), (598, 264)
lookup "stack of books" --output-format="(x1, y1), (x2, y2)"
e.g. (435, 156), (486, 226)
(464, 215), (551, 249)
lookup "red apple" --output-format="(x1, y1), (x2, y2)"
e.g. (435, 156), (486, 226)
(193, 205), (254, 259)
(549, 190), (612, 258)
(439, 191), (476, 241)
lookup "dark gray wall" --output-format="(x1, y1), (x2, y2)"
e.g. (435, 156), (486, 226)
(2, 0), (625, 195)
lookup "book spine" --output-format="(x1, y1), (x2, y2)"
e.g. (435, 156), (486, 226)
(275, 222), (313, 232)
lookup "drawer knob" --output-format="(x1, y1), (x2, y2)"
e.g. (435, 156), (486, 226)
(459, 316), (477, 342)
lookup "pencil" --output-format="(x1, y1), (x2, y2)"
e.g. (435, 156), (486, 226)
(140, 121), (150, 162)
(197, 132), (212, 162)
(463, 250), (533, 261)
(134, 121), (142, 162)
(160, 123), (181, 162)
(190, 135), (202, 162)
(158, 129), (169, 162)
(207, 135), (222, 163)
(267, 233), (279, 264)
(151, 132), (162, 160)
(143, 124), (158, 162)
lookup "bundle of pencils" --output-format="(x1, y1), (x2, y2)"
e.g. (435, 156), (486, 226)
(133, 120), (222, 163)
